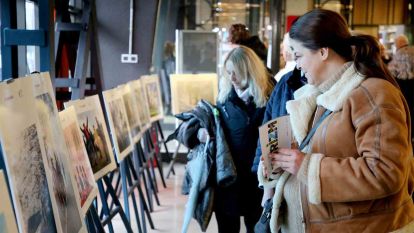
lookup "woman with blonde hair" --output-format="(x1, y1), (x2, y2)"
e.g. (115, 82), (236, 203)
(208, 45), (274, 232)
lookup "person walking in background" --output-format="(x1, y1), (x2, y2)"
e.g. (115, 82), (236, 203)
(159, 41), (175, 114)
(258, 9), (414, 232)
(388, 34), (414, 142)
(228, 24), (270, 72)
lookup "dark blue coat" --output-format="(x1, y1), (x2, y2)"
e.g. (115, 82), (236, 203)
(215, 86), (271, 216)
(251, 68), (306, 172)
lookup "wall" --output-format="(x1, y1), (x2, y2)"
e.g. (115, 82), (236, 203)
(95, 0), (158, 90)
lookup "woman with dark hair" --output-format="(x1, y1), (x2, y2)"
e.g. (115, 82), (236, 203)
(258, 9), (414, 232)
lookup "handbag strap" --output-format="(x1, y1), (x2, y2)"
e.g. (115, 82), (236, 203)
(298, 109), (332, 151)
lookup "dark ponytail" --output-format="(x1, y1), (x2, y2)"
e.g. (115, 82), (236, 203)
(348, 35), (398, 87)
(290, 9), (398, 87)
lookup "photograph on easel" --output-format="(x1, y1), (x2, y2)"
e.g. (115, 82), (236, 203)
(170, 73), (218, 114)
(0, 170), (19, 233)
(65, 95), (117, 180)
(128, 79), (151, 133)
(59, 106), (98, 215)
(120, 84), (143, 143)
(32, 72), (84, 233)
(0, 77), (57, 233)
(141, 75), (164, 122)
(102, 88), (133, 161)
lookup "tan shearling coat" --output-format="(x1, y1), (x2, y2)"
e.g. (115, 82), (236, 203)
(290, 64), (414, 232)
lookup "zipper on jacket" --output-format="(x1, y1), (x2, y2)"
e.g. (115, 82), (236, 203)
(222, 106), (230, 118)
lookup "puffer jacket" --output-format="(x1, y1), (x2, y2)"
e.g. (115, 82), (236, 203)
(167, 100), (237, 231)
(288, 64), (414, 232)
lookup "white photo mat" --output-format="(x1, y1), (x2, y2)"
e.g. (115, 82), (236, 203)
(0, 77), (57, 233)
(32, 72), (84, 233)
(65, 95), (117, 180)
(59, 106), (98, 215)
(102, 88), (133, 161)
(170, 73), (218, 115)
(140, 75), (164, 122)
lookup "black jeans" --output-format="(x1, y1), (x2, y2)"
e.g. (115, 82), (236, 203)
(215, 209), (261, 233)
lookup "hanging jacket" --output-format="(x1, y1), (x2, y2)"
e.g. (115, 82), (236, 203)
(167, 100), (237, 232)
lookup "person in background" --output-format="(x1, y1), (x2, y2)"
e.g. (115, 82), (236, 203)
(388, 34), (414, 142)
(179, 45), (274, 233)
(274, 33), (296, 82)
(258, 9), (414, 232)
(228, 24), (270, 72)
(159, 41), (175, 114)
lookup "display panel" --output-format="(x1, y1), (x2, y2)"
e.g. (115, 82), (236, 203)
(141, 75), (164, 122)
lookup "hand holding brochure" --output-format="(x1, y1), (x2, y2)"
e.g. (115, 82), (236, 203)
(259, 115), (293, 179)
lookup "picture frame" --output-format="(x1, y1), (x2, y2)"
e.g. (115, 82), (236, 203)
(32, 72), (84, 232)
(102, 88), (133, 161)
(119, 84), (144, 143)
(64, 94), (117, 180)
(170, 73), (218, 114)
(0, 77), (57, 233)
(59, 106), (98, 215)
(127, 79), (152, 133)
(141, 75), (164, 122)
(176, 30), (218, 74)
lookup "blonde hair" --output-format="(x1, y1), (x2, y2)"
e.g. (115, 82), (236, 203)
(218, 46), (273, 107)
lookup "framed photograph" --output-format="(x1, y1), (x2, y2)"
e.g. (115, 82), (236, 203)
(59, 107), (98, 215)
(141, 75), (164, 122)
(176, 30), (218, 74)
(0, 170), (19, 233)
(102, 88), (133, 161)
(0, 77), (57, 233)
(119, 84), (143, 143)
(127, 79), (151, 133)
(65, 95), (117, 180)
(32, 72), (84, 232)
(170, 73), (218, 114)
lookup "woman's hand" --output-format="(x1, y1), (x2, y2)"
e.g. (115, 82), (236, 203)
(269, 148), (305, 175)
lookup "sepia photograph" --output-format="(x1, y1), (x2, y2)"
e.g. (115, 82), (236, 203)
(128, 80), (151, 133)
(0, 170), (19, 233)
(65, 95), (116, 180)
(33, 72), (83, 233)
(170, 74), (218, 114)
(0, 77), (57, 233)
(59, 107), (98, 214)
(141, 75), (164, 122)
(122, 85), (142, 143)
(103, 89), (133, 161)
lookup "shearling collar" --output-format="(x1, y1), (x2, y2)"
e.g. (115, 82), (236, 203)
(286, 64), (365, 144)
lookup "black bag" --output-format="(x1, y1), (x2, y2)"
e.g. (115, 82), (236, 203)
(254, 198), (272, 233)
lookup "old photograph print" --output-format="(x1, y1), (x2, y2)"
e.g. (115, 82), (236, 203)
(129, 80), (151, 132)
(109, 98), (131, 153)
(64, 95), (116, 180)
(78, 111), (112, 174)
(17, 124), (57, 233)
(63, 122), (95, 208)
(59, 107), (97, 214)
(122, 91), (141, 142)
(141, 75), (164, 122)
(0, 77), (57, 233)
(35, 92), (82, 233)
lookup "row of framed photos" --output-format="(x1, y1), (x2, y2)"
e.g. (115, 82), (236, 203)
(0, 72), (164, 233)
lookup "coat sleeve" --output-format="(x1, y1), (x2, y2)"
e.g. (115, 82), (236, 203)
(251, 86), (278, 173)
(304, 82), (413, 204)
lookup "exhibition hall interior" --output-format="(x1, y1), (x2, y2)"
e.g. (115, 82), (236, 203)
(0, 0), (414, 233)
